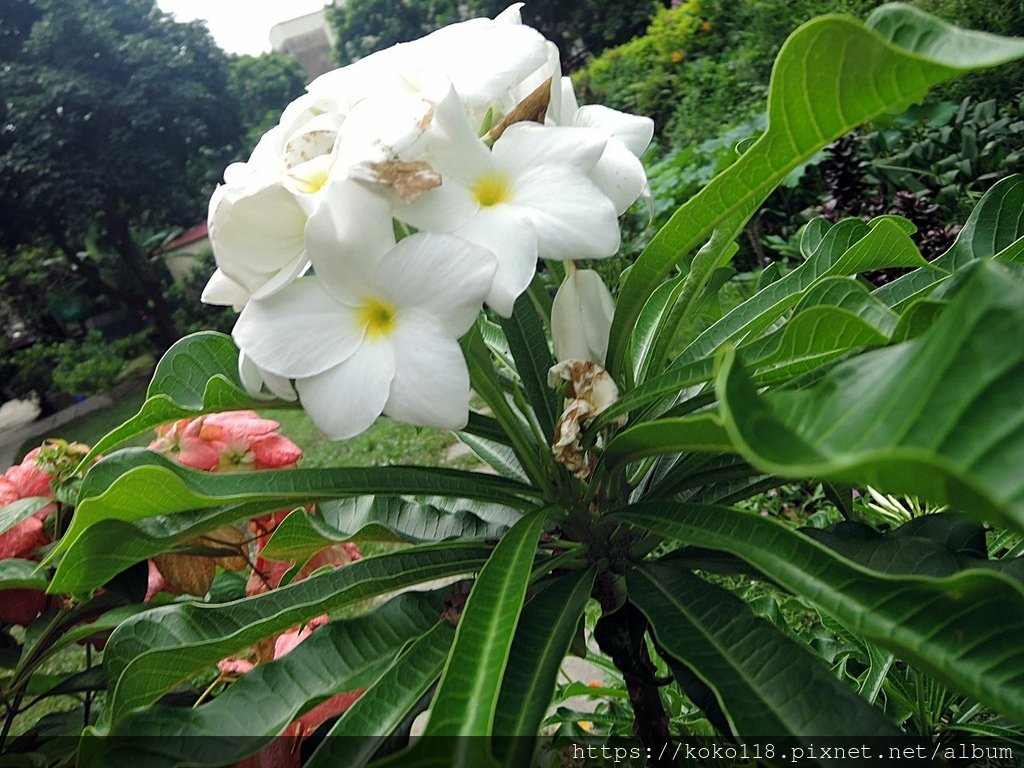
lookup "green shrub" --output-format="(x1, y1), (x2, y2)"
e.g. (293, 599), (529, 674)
(2, 342), (59, 402)
(573, 2), (702, 133)
(163, 249), (237, 337)
(50, 329), (154, 397)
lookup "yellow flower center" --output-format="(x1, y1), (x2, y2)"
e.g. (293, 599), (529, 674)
(301, 168), (329, 194)
(472, 172), (511, 207)
(357, 296), (398, 339)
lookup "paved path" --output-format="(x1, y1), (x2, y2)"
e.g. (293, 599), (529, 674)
(0, 395), (113, 471)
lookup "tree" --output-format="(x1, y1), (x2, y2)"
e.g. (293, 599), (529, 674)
(0, 0), (241, 346)
(329, 0), (663, 69)
(226, 51), (307, 156)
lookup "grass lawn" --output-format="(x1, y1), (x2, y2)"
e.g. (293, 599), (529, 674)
(17, 385), (471, 469)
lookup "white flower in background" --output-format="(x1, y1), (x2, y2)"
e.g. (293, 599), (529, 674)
(551, 264), (615, 365)
(398, 86), (620, 316)
(550, 78), (654, 215)
(233, 180), (496, 439)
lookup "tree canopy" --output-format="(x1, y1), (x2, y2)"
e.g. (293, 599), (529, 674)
(329, 0), (664, 69)
(0, 0), (240, 345)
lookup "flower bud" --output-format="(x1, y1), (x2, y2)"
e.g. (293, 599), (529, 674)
(551, 267), (615, 365)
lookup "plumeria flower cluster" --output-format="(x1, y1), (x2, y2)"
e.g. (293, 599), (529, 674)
(204, 4), (652, 441)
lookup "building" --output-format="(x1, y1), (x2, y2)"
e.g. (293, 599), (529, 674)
(270, 5), (338, 80)
(160, 222), (211, 282)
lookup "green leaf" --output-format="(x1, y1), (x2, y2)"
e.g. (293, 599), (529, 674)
(499, 291), (559, 439)
(383, 510), (546, 768)
(102, 542), (492, 722)
(78, 332), (292, 466)
(716, 261), (1024, 532)
(49, 503), (276, 594)
(630, 277), (681, 384)
(453, 433), (528, 482)
(0, 497), (52, 537)
(675, 217), (922, 367)
(424, 510), (545, 736)
(605, 9), (1024, 376)
(642, 218), (742, 382)
(605, 414), (735, 466)
(873, 174), (1024, 309)
(802, 519), (1024, 582)
(88, 593), (445, 768)
(261, 496), (512, 563)
(0, 559), (48, 591)
(616, 502), (1024, 721)
(305, 622), (455, 768)
(493, 568), (596, 766)
(463, 325), (554, 496)
(630, 561), (899, 739)
(52, 448), (536, 569)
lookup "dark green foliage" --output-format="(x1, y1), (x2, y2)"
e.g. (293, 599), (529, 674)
(576, 0), (1022, 148)
(51, 329), (154, 397)
(163, 250), (237, 337)
(329, 0), (662, 69)
(0, 0), (241, 346)
(226, 52), (307, 157)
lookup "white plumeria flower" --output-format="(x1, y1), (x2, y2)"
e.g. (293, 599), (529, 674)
(551, 264), (615, 365)
(397, 86), (620, 316)
(307, 13), (548, 121)
(203, 167), (315, 308)
(233, 180), (496, 440)
(550, 78), (654, 215)
(238, 351), (298, 402)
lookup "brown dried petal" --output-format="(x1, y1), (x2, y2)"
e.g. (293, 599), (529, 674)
(487, 77), (553, 143)
(201, 526), (249, 572)
(364, 160), (442, 201)
(153, 552), (216, 597)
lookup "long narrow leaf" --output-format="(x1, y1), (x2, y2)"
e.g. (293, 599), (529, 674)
(616, 502), (1024, 721)
(630, 561), (899, 739)
(606, 10), (1024, 375)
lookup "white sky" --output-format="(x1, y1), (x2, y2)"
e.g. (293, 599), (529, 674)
(156, 0), (330, 55)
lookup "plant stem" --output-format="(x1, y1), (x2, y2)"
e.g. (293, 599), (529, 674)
(623, 668), (677, 768)
(0, 688), (26, 753)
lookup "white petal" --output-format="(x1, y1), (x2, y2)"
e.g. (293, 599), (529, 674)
(554, 77), (579, 125)
(420, 19), (548, 108)
(334, 94), (434, 168)
(238, 352), (297, 401)
(396, 177), (477, 233)
(234, 278), (365, 379)
(552, 268), (615, 364)
(590, 140), (650, 215)
(493, 3), (524, 24)
(250, 251), (310, 300)
(376, 233), (495, 337)
(201, 269), (249, 311)
(493, 123), (606, 177)
(305, 179), (395, 296)
(424, 84), (492, 184)
(296, 340), (395, 440)
(510, 166), (620, 260)
(384, 314), (471, 430)
(211, 181), (308, 275)
(452, 209), (538, 317)
(574, 105), (654, 158)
